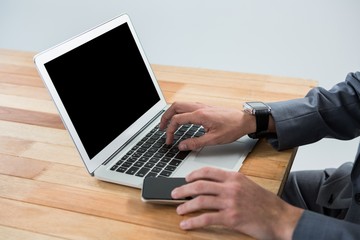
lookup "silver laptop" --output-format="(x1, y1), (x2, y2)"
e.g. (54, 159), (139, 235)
(33, 13), (257, 189)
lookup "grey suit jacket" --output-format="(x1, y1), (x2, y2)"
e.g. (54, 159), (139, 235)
(267, 71), (360, 239)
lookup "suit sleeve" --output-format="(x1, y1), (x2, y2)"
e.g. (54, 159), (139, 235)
(267, 71), (360, 150)
(293, 210), (360, 240)
(266, 72), (360, 238)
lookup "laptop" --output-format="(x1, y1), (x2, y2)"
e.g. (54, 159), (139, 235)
(33, 13), (258, 189)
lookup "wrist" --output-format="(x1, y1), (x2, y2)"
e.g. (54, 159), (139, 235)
(242, 111), (257, 134)
(274, 205), (303, 240)
(243, 101), (271, 138)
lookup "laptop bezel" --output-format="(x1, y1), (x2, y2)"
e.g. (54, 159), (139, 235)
(33, 13), (168, 175)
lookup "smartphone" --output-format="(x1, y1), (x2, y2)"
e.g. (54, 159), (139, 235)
(141, 177), (191, 204)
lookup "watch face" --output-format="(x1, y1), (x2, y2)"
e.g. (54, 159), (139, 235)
(247, 102), (268, 109)
(243, 102), (271, 114)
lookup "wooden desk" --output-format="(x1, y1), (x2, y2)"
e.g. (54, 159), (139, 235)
(0, 49), (317, 239)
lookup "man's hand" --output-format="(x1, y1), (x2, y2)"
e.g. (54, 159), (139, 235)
(172, 167), (303, 240)
(160, 101), (255, 151)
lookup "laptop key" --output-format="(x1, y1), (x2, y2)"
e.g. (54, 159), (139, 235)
(136, 167), (150, 177)
(156, 162), (166, 168)
(145, 172), (158, 178)
(175, 150), (191, 160)
(152, 167), (162, 173)
(159, 170), (172, 177)
(165, 165), (176, 171)
(169, 159), (182, 166)
(134, 161), (145, 167)
(116, 167), (127, 173)
(144, 162), (155, 168)
(126, 166), (139, 175)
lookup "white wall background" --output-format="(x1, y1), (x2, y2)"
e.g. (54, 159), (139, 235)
(1, 0), (359, 171)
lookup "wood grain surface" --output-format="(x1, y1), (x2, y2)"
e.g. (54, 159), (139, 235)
(0, 49), (317, 240)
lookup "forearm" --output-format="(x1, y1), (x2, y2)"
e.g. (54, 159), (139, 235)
(266, 72), (360, 150)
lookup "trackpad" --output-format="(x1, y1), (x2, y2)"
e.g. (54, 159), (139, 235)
(194, 141), (247, 169)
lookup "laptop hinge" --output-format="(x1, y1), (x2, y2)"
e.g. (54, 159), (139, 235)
(102, 109), (165, 166)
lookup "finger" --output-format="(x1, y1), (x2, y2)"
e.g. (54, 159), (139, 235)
(160, 102), (204, 130)
(177, 135), (209, 151)
(178, 211), (225, 230)
(165, 112), (204, 145)
(186, 167), (231, 183)
(167, 112), (204, 132)
(172, 179), (223, 200)
(159, 105), (178, 130)
(176, 195), (224, 215)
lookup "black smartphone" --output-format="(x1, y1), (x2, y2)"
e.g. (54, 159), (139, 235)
(141, 177), (191, 204)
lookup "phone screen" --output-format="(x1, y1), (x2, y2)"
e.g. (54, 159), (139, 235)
(141, 177), (190, 204)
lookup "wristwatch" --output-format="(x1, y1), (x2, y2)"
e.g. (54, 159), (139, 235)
(243, 101), (271, 139)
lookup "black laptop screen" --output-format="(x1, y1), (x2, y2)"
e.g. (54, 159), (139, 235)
(45, 23), (160, 159)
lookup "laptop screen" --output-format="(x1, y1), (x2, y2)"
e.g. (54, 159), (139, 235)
(44, 22), (160, 159)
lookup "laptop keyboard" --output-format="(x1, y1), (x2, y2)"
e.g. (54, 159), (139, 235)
(109, 123), (205, 178)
